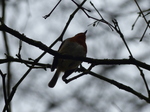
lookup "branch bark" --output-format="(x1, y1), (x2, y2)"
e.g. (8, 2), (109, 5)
(0, 24), (150, 71)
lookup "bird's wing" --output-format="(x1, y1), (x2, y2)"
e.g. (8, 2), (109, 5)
(51, 39), (68, 71)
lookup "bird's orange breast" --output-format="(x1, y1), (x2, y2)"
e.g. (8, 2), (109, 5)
(70, 35), (87, 52)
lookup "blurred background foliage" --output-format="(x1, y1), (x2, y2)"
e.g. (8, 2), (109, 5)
(0, 0), (150, 112)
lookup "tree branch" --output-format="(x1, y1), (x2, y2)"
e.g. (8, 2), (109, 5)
(0, 70), (9, 112)
(1, 24), (150, 71)
(63, 66), (150, 103)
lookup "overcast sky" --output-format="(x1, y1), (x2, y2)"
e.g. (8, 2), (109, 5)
(0, 0), (150, 112)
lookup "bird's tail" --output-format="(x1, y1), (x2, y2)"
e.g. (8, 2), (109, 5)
(48, 69), (61, 88)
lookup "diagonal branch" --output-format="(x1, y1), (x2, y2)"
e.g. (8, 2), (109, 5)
(58, 0), (87, 41)
(43, 0), (62, 19)
(134, 0), (150, 28)
(64, 66), (150, 103)
(88, 70), (150, 103)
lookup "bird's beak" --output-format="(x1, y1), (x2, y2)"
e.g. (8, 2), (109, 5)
(84, 30), (87, 34)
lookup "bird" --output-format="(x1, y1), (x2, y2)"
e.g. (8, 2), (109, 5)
(48, 31), (87, 88)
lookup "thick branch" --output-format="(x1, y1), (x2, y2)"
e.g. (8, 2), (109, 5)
(0, 24), (56, 55)
(0, 24), (150, 71)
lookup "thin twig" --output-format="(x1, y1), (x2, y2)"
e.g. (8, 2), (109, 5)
(58, 0), (87, 41)
(112, 19), (133, 57)
(140, 23), (149, 41)
(0, 55), (51, 68)
(131, 14), (141, 30)
(0, 70), (9, 112)
(65, 63), (99, 83)
(133, 0), (150, 41)
(134, 0), (150, 28)
(137, 67), (150, 97)
(82, 1), (114, 31)
(16, 40), (22, 59)
(90, 1), (103, 19)
(43, 0), (62, 19)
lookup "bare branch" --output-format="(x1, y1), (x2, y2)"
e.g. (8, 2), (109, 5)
(88, 70), (150, 103)
(134, 0), (150, 28)
(0, 70), (9, 112)
(43, 0), (62, 19)
(140, 22), (149, 41)
(63, 66), (150, 103)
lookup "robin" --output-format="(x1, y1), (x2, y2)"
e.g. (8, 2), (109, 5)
(48, 31), (87, 88)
